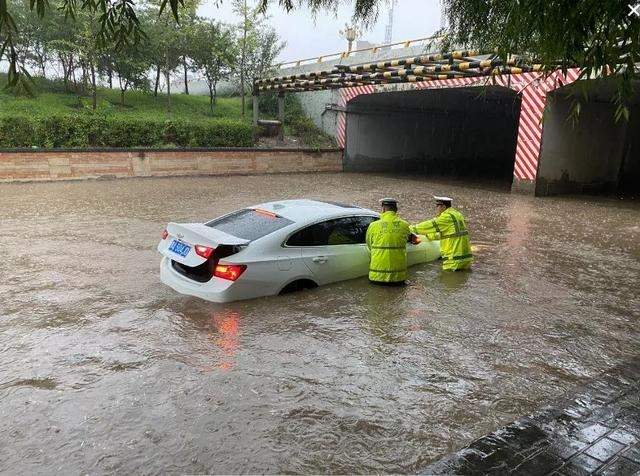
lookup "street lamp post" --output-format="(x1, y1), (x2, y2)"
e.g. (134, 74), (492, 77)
(339, 24), (359, 53)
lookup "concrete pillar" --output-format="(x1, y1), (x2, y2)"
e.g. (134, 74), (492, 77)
(277, 93), (285, 143)
(252, 94), (259, 141)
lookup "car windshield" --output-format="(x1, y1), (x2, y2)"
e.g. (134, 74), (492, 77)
(205, 209), (293, 241)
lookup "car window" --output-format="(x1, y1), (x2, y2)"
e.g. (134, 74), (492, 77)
(346, 215), (378, 243)
(286, 216), (377, 246)
(206, 209), (293, 241)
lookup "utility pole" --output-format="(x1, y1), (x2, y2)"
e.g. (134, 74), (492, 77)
(384, 0), (397, 44)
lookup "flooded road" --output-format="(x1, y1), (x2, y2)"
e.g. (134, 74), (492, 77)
(1, 173), (639, 474)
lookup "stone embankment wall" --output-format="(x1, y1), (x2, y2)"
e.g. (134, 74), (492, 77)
(0, 148), (343, 182)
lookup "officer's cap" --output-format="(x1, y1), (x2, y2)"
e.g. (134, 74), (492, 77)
(433, 195), (453, 206)
(379, 197), (398, 206)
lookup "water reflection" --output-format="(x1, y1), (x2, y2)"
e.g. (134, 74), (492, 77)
(363, 285), (410, 344)
(438, 269), (471, 291)
(210, 310), (241, 370)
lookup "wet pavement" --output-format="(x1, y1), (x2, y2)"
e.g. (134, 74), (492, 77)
(0, 173), (639, 474)
(423, 360), (640, 474)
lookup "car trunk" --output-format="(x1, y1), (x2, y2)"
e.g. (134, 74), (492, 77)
(158, 223), (248, 282)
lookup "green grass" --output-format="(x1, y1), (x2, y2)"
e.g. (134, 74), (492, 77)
(0, 76), (335, 149)
(0, 78), (250, 123)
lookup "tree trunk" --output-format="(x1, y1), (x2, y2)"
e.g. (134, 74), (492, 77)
(91, 60), (97, 111)
(108, 67), (113, 89)
(121, 89), (125, 107)
(166, 71), (172, 112)
(240, 0), (247, 117)
(82, 63), (88, 89)
(71, 57), (78, 92)
(209, 84), (214, 114)
(213, 83), (217, 105)
(165, 53), (172, 113)
(60, 55), (68, 90)
(154, 65), (161, 97)
(183, 56), (189, 95)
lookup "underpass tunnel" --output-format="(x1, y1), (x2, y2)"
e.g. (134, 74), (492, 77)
(537, 79), (640, 197)
(343, 87), (521, 184)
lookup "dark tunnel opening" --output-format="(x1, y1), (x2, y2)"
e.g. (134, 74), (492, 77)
(343, 87), (521, 184)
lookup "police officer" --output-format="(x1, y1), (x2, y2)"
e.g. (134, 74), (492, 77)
(366, 198), (411, 285)
(410, 196), (473, 271)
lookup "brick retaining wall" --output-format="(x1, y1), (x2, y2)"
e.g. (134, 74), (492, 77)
(0, 148), (343, 182)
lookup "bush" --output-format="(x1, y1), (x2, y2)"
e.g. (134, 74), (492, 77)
(0, 114), (253, 148)
(0, 116), (36, 147)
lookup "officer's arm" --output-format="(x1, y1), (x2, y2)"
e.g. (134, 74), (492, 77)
(365, 226), (372, 251)
(410, 219), (435, 236)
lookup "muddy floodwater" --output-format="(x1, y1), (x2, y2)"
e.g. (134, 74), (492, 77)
(1, 173), (639, 474)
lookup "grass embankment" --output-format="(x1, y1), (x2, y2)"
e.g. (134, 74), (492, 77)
(0, 76), (336, 149)
(0, 77), (252, 148)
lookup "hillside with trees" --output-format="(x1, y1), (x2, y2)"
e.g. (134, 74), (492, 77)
(0, 0), (334, 148)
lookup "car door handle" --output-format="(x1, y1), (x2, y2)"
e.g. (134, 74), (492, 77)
(312, 256), (328, 263)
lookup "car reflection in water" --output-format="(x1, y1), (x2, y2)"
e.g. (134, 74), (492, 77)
(210, 310), (240, 371)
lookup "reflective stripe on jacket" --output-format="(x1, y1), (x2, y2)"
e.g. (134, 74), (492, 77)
(410, 207), (473, 271)
(365, 211), (410, 282)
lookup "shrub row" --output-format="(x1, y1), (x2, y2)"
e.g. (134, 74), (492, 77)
(0, 115), (253, 148)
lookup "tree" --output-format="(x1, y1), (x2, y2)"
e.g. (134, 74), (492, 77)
(75, 9), (104, 109)
(12, 0), (57, 78)
(141, 1), (183, 112)
(233, 0), (253, 117)
(175, 1), (201, 95)
(232, 0), (284, 114)
(191, 19), (236, 113)
(245, 26), (284, 83)
(111, 42), (150, 106)
(441, 0), (640, 121)
(1, 0), (148, 89)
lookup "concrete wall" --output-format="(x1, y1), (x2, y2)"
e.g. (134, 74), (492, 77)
(619, 106), (640, 194)
(0, 148), (343, 183)
(536, 81), (640, 196)
(343, 87), (521, 181)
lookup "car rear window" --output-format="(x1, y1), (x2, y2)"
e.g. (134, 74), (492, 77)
(206, 209), (293, 241)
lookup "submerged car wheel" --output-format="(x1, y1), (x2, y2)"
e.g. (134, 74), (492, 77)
(279, 279), (318, 295)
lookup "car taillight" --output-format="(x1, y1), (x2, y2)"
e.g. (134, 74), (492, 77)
(194, 244), (214, 259)
(214, 264), (246, 281)
(161, 229), (169, 240)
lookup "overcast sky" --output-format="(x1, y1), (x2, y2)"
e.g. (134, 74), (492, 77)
(197, 0), (443, 63)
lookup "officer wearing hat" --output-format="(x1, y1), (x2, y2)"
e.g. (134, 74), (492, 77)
(365, 198), (412, 285)
(410, 196), (473, 271)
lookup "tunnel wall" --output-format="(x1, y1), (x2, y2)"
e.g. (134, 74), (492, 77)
(618, 106), (640, 195)
(536, 93), (629, 196)
(344, 88), (520, 181)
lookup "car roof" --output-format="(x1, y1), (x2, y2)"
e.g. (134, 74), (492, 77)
(251, 199), (376, 223)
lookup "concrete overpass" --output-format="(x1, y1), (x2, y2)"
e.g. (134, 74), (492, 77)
(257, 42), (640, 197)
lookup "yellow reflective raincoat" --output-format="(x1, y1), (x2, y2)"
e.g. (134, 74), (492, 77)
(365, 211), (411, 283)
(411, 207), (473, 271)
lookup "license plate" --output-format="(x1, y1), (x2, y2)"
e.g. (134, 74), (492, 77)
(169, 239), (191, 257)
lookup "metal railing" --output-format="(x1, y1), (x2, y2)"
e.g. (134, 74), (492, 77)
(274, 35), (442, 69)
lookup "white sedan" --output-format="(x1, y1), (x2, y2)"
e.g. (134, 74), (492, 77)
(157, 199), (440, 303)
